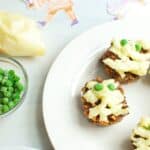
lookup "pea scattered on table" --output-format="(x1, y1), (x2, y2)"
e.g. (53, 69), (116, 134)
(0, 68), (24, 115)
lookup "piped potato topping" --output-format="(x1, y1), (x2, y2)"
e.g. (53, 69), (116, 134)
(0, 11), (45, 56)
(131, 117), (150, 150)
(82, 79), (129, 122)
(103, 39), (150, 78)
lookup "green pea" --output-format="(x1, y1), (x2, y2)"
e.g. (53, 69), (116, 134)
(8, 70), (15, 76)
(94, 83), (103, 91)
(13, 98), (20, 105)
(135, 43), (142, 52)
(8, 101), (15, 109)
(8, 70), (15, 80)
(4, 91), (11, 98)
(8, 74), (14, 80)
(8, 86), (14, 93)
(0, 86), (7, 93)
(2, 98), (9, 104)
(8, 75), (13, 81)
(13, 76), (20, 82)
(120, 39), (128, 46)
(5, 80), (13, 87)
(107, 84), (116, 91)
(1, 79), (7, 85)
(2, 105), (9, 113)
(12, 93), (20, 99)
(15, 82), (24, 91)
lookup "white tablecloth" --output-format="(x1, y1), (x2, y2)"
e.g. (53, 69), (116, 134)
(0, 0), (112, 149)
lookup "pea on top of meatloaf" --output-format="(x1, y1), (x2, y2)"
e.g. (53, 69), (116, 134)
(102, 39), (150, 79)
(131, 117), (150, 150)
(81, 79), (129, 124)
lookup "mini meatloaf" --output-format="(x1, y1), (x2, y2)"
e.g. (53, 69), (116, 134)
(101, 39), (150, 83)
(81, 77), (129, 126)
(131, 117), (150, 150)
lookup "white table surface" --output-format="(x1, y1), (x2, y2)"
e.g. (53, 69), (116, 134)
(0, 0), (111, 149)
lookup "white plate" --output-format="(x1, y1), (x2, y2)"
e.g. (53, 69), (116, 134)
(43, 19), (150, 150)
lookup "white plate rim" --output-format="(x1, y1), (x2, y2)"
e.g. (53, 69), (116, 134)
(42, 19), (150, 150)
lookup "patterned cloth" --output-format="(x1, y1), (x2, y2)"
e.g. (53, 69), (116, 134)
(24, 0), (150, 26)
(47, 0), (73, 11)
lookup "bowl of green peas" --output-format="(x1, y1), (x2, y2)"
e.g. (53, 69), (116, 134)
(0, 56), (28, 117)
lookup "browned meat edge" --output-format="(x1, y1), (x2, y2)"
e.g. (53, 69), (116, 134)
(100, 50), (139, 84)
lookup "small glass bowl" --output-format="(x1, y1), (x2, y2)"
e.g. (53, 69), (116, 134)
(0, 56), (28, 118)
